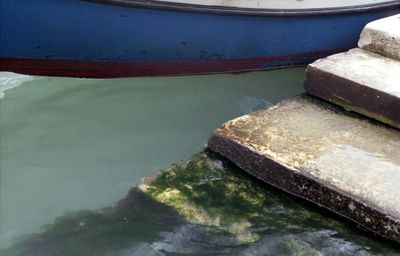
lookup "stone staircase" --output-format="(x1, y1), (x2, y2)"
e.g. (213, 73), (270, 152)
(304, 14), (400, 129)
(208, 14), (400, 243)
(359, 14), (400, 61)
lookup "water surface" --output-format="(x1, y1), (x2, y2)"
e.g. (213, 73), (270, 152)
(2, 152), (400, 255)
(0, 69), (305, 249)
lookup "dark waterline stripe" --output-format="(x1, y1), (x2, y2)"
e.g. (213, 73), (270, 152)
(0, 48), (347, 78)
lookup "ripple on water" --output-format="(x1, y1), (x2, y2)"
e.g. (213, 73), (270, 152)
(0, 72), (35, 99)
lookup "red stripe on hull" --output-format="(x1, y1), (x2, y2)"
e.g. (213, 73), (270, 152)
(0, 49), (346, 78)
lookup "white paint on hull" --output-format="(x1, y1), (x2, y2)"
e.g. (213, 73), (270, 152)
(150, 0), (397, 10)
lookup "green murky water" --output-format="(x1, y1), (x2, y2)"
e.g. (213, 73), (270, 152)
(0, 69), (398, 255)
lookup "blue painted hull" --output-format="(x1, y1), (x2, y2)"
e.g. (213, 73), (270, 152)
(0, 0), (399, 77)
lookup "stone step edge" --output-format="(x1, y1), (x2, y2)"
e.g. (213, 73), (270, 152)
(304, 52), (400, 130)
(208, 128), (400, 243)
(358, 13), (400, 61)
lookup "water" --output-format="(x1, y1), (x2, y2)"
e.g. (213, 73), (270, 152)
(2, 152), (400, 255)
(1, 69), (398, 255)
(0, 69), (304, 250)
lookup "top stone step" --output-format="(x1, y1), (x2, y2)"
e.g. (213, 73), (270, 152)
(359, 14), (400, 61)
(304, 48), (400, 129)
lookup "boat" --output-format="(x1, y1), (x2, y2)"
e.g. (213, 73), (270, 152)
(0, 0), (399, 78)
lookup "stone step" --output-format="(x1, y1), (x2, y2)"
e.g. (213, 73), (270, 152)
(208, 96), (400, 243)
(359, 14), (400, 61)
(304, 48), (400, 129)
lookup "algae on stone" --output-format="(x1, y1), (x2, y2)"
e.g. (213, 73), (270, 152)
(2, 152), (400, 255)
(208, 95), (400, 243)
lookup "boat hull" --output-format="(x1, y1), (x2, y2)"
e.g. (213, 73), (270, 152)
(0, 0), (399, 78)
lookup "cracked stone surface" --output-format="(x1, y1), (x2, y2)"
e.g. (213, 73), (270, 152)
(359, 13), (400, 61)
(208, 96), (400, 243)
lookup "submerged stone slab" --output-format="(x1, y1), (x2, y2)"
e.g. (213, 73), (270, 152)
(304, 48), (400, 129)
(208, 96), (400, 243)
(4, 151), (400, 255)
(359, 14), (400, 61)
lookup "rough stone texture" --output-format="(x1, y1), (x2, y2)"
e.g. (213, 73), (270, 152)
(208, 96), (400, 243)
(359, 14), (400, 61)
(304, 48), (400, 129)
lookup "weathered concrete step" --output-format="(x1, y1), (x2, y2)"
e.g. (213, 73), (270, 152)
(304, 48), (400, 129)
(208, 96), (400, 243)
(359, 14), (400, 61)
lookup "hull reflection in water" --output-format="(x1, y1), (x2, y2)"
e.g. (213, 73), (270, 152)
(2, 152), (399, 255)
